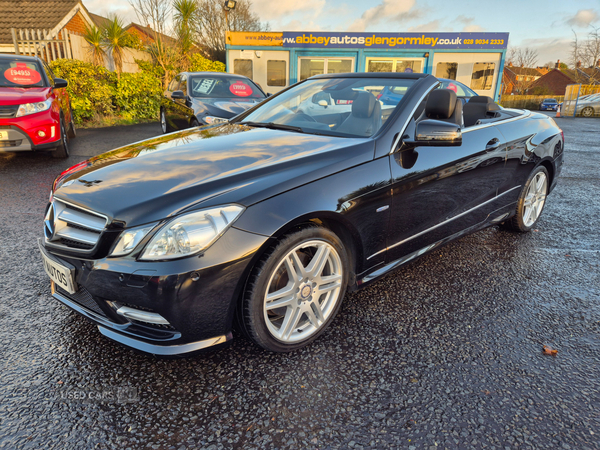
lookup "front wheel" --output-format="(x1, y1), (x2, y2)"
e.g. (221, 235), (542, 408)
(241, 227), (349, 352)
(581, 107), (594, 117)
(67, 105), (76, 138)
(501, 166), (549, 232)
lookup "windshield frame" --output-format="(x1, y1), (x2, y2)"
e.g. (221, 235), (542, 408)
(0, 57), (48, 89)
(231, 74), (426, 139)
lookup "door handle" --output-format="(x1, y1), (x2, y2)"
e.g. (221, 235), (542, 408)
(486, 138), (500, 151)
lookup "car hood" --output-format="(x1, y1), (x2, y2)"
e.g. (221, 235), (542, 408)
(0, 87), (51, 104)
(192, 97), (264, 119)
(54, 124), (373, 227)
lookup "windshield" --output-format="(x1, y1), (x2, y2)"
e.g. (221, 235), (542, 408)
(189, 76), (265, 99)
(0, 59), (45, 88)
(237, 77), (418, 138)
(544, 99), (558, 103)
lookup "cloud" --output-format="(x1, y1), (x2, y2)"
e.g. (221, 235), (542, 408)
(566, 9), (599, 27)
(463, 24), (485, 32)
(83, 0), (138, 23)
(407, 20), (440, 33)
(453, 15), (474, 25)
(517, 37), (572, 67)
(348, 0), (419, 32)
(252, 0), (326, 23)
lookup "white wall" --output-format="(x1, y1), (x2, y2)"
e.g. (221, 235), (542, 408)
(70, 33), (150, 73)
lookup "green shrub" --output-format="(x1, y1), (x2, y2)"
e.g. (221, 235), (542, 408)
(50, 59), (115, 122)
(189, 53), (225, 72)
(113, 71), (162, 120)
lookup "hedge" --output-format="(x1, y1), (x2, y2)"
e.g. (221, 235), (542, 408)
(50, 56), (226, 125)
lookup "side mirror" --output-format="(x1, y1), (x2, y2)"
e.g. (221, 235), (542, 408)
(54, 78), (68, 89)
(171, 90), (186, 100)
(317, 100), (328, 108)
(404, 119), (462, 147)
(266, 93), (273, 97)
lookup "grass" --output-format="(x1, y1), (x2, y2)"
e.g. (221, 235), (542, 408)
(76, 115), (158, 129)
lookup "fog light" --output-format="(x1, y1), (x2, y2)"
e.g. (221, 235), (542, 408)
(50, 126), (56, 138)
(38, 130), (46, 138)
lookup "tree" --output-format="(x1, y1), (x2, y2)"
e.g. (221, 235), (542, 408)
(128, 0), (176, 87)
(196, 0), (269, 62)
(506, 47), (540, 94)
(173, 0), (198, 71)
(104, 17), (130, 77)
(82, 24), (105, 66)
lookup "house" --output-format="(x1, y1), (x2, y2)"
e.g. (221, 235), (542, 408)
(0, 0), (97, 54)
(530, 61), (600, 96)
(502, 64), (545, 94)
(125, 23), (178, 47)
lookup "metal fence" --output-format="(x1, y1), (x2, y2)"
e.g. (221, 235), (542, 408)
(10, 28), (73, 62)
(561, 84), (600, 118)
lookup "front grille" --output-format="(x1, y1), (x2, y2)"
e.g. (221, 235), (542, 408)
(56, 284), (107, 318)
(0, 105), (18, 118)
(45, 199), (108, 252)
(0, 140), (22, 147)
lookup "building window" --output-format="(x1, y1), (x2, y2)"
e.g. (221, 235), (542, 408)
(471, 63), (495, 90)
(299, 58), (354, 81)
(436, 62), (458, 80)
(367, 58), (423, 73)
(234, 59), (253, 79)
(267, 60), (286, 86)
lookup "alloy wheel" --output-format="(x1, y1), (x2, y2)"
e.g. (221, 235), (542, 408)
(582, 107), (594, 117)
(522, 171), (547, 227)
(263, 240), (343, 343)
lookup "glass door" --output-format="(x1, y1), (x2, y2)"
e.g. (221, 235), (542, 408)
(298, 57), (355, 81)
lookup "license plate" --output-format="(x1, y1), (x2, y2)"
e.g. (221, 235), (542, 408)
(39, 240), (77, 294)
(0, 131), (7, 140)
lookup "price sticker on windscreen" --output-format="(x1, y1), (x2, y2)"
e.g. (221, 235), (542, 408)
(229, 81), (252, 97)
(4, 62), (41, 85)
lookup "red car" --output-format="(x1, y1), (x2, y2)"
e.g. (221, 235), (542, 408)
(0, 54), (75, 158)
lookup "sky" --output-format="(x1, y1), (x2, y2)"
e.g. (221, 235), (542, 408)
(82, 0), (600, 66)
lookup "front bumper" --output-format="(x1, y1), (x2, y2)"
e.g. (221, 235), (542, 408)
(0, 110), (61, 152)
(43, 227), (271, 355)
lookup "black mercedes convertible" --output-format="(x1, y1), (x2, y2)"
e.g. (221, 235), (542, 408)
(40, 73), (564, 355)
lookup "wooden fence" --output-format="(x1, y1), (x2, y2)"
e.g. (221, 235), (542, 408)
(11, 28), (72, 62)
(498, 95), (565, 110)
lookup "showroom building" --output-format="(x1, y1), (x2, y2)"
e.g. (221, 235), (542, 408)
(225, 31), (509, 100)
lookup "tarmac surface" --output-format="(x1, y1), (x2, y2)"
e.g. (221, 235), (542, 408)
(0, 115), (598, 449)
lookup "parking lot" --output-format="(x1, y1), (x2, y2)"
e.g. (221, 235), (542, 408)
(0, 114), (598, 450)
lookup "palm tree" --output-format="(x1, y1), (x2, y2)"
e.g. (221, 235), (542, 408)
(173, 0), (198, 70)
(103, 16), (129, 77)
(83, 24), (105, 66)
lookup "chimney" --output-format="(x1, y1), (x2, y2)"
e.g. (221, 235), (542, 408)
(555, 59), (560, 69)
(508, 62), (513, 67)
(597, 59), (600, 67)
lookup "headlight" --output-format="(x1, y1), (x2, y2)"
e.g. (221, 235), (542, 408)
(16, 99), (53, 117)
(140, 205), (245, 260)
(110, 224), (157, 257)
(204, 116), (229, 125)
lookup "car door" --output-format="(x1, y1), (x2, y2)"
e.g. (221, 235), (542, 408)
(172, 75), (193, 129)
(384, 122), (507, 263)
(42, 61), (69, 123)
(164, 75), (181, 129)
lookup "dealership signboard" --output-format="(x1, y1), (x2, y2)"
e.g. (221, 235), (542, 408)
(226, 31), (509, 100)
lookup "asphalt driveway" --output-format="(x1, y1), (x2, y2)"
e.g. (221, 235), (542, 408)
(0, 116), (598, 450)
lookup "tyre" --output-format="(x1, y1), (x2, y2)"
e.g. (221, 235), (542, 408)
(581, 107), (594, 117)
(501, 165), (549, 232)
(67, 105), (76, 138)
(160, 109), (168, 134)
(52, 116), (69, 158)
(241, 227), (349, 352)
(190, 118), (200, 128)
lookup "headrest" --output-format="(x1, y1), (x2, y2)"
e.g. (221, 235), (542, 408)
(469, 96), (494, 104)
(425, 89), (457, 120)
(352, 91), (377, 118)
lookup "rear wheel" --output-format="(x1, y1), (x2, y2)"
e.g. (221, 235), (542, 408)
(52, 117), (69, 158)
(501, 166), (548, 232)
(581, 107), (594, 117)
(241, 227), (349, 352)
